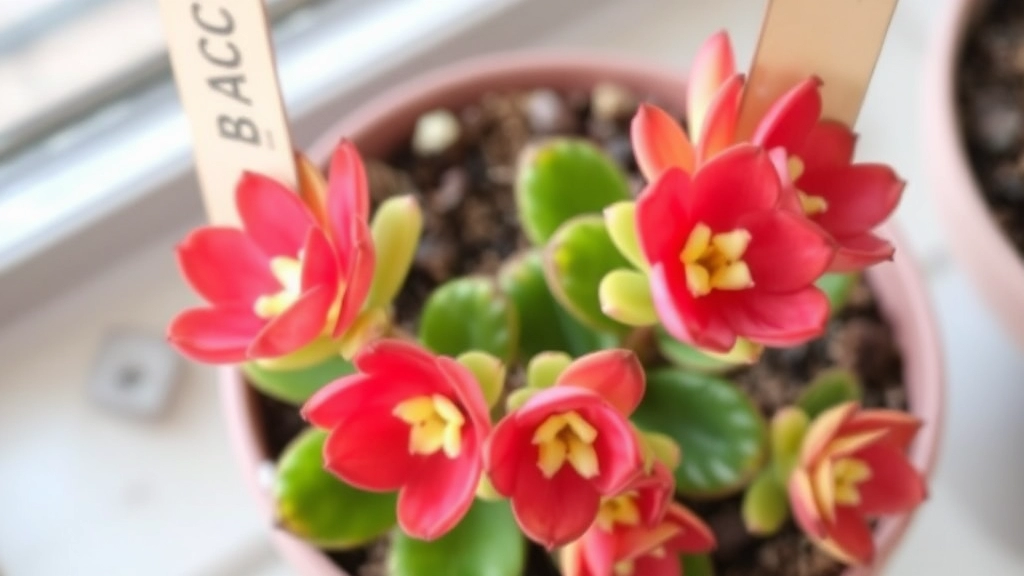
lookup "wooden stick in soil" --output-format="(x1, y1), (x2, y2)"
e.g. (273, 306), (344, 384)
(159, 0), (297, 226)
(737, 0), (900, 138)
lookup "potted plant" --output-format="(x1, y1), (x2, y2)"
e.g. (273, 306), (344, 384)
(171, 32), (943, 576)
(926, 0), (1024, 347)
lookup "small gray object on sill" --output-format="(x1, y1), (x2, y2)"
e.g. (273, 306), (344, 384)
(88, 328), (182, 419)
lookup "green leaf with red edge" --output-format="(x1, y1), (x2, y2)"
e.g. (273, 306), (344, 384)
(632, 369), (768, 497)
(389, 500), (526, 576)
(543, 216), (632, 334)
(274, 428), (396, 549)
(516, 138), (631, 245)
(419, 277), (518, 362)
(243, 354), (355, 405)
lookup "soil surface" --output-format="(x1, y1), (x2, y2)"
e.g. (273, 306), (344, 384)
(255, 85), (907, 576)
(958, 0), (1024, 255)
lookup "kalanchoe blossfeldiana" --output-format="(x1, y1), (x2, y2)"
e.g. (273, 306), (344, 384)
(485, 350), (647, 547)
(302, 339), (492, 540)
(788, 402), (927, 565)
(631, 31), (904, 272)
(635, 145), (835, 353)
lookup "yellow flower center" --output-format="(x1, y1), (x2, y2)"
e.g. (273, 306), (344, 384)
(254, 255), (303, 318)
(680, 222), (754, 297)
(832, 457), (872, 506)
(532, 411), (600, 479)
(596, 491), (641, 531)
(787, 157), (828, 216)
(392, 395), (465, 458)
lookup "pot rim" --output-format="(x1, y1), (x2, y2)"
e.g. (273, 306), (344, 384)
(218, 50), (946, 576)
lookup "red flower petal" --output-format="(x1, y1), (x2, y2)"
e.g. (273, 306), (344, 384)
(485, 412), (527, 497)
(176, 227), (277, 306)
(789, 467), (827, 538)
(800, 403), (859, 467)
(663, 502), (717, 553)
(236, 172), (315, 256)
(842, 410), (922, 452)
(398, 444), (482, 540)
(823, 506), (875, 565)
(326, 140), (370, 253)
(687, 30), (736, 140)
(167, 306), (263, 363)
(797, 121), (856, 169)
(752, 77), (823, 151)
(322, 404), (415, 491)
(303, 371), (433, 431)
(829, 233), (895, 272)
(587, 403), (643, 495)
(739, 210), (835, 293)
(804, 165), (904, 236)
(436, 356), (493, 439)
(511, 464), (602, 547)
(630, 554), (681, 576)
(854, 442), (927, 516)
(649, 261), (737, 352)
(248, 284), (335, 359)
(720, 286), (829, 347)
(631, 104), (696, 181)
(333, 221), (376, 337)
(690, 145), (781, 231)
(353, 339), (443, 385)
(299, 228), (340, 292)
(556, 349), (645, 416)
(696, 73), (744, 163)
(637, 168), (692, 263)
(578, 529), (616, 576)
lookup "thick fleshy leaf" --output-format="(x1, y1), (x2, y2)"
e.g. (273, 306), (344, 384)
(805, 165), (904, 236)
(631, 104), (695, 181)
(248, 284), (336, 359)
(167, 306), (264, 363)
(830, 232), (896, 272)
(604, 201), (647, 271)
(456, 351), (506, 409)
(544, 216), (632, 333)
(397, 448), (481, 540)
(632, 369), (767, 497)
(274, 429), (396, 549)
(236, 172), (314, 256)
(390, 500), (526, 576)
(366, 195), (423, 309)
(516, 138), (631, 245)
(655, 328), (744, 374)
(739, 210), (835, 293)
(636, 168), (691, 262)
(526, 352), (573, 390)
(695, 73), (744, 163)
(681, 554), (715, 576)
(419, 277), (518, 362)
(326, 139), (370, 250)
(599, 269), (658, 327)
(751, 77), (823, 151)
(689, 146), (781, 231)
(854, 442), (927, 515)
(742, 468), (790, 536)
(816, 272), (859, 316)
(556, 349), (645, 416)
(498, 251), (619, 361)
(687, 30), (736, 140)
(176, 227), (276, 305)
(243, 353), (355, 405)
(798, 369), (863, 419)
(720, 286), (830, 347)
(771, 407), (809, 483)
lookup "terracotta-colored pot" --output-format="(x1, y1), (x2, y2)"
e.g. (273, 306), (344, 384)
(219, 52), (945, 576)
(926, 0), (1024, 347)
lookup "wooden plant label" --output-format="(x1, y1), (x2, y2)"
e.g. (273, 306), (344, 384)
(160, 0), (297, 226)
(737, 0), (900, 138)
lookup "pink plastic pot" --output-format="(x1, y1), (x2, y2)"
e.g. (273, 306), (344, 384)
(219, 52), (945, 576)
(926, 0), (1024, 348)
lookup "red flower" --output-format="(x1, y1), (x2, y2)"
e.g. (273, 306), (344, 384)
(637, 145), (835, 353)
(788, 403), (927, 565)
(485, 350), (646, 547)
(168, 140), (375, 363)
(563, 498), (716, 576)
(631, 31), (903, 272)
(302, 340), (492, 540)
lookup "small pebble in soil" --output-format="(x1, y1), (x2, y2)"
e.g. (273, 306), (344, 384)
(590, 82), (638, 123)
(412, 109), (462, 157)
(525, 88), (577, 135)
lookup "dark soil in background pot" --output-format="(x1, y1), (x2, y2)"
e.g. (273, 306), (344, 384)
(958, 0), (1024, 254)
(254, 84), (908, 576)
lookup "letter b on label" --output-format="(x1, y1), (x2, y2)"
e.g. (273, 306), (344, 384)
(218, 115), (261, 146)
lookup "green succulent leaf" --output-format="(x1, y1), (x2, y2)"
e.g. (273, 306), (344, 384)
(544, 216), (632, 333)
(771, 407), (810, 483)
(797, 368), (862, 420)
(456, 351), (506, 409)
(816, 272), (859, 316)
(742, 468), (790, 536)
(655, 329), (761, 374)
(274, 429), (396, 549)
(598, 269), (658, 326)
(243, 354), (355, 405)
(389, 500), (526, 576)
(506, 387), (539, 412)
(632, 369), (768, 497)
(682, 554), (716, 576)
(498, 250), (619, 360)
(516, 137), (631, 245)
(526, 351), (573, 390)
(419, 277), (518, 362)
(367, 195), (424, 309)
(603, 201), (647, 271)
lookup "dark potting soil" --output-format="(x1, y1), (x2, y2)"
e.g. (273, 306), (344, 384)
(254, 86), (907, 576)
(958, 0), (1024, 254)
